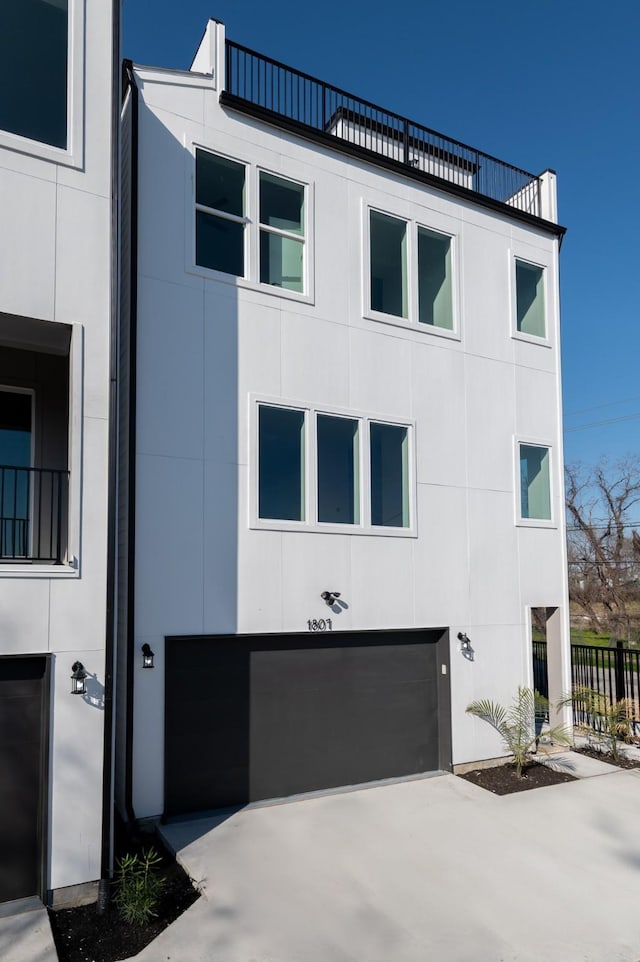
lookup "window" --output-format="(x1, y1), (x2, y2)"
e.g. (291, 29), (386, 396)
(258, 405), (305, 522)
(515, 259), (545, 338)
(0, 389), (33, 557)
(194, 149), (309, 295)
(256, 402), (412, 533)
(317, 415), (359, 524)
(0, 0), (68, 149)
(259, 172), (305, 292)
(370, 422), (409, 528)
(368, 208), (456, 333)
(370, 211), (407, 318)
(195, 151), (246, 277)
(417, 227), (453, 329)
(519, 444), (551, 521)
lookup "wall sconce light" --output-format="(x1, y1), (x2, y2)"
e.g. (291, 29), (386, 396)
(70, 661), (87, 695)
(321, 591), (341, 607)
(457, 632), (472, 653)
(141, 643), (155, 669)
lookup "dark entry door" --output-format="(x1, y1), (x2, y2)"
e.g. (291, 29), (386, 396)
(165, 630), (446, 816)
(0, 656), (48, 903)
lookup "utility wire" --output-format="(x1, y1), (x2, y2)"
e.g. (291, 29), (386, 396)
(564, 394), (640, 418)
(565, 412), (640, 433)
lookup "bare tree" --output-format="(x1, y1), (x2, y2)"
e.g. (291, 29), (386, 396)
(565, 456), (640, 638)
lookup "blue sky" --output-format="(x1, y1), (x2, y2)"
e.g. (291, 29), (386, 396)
(123, 0), (640, 468)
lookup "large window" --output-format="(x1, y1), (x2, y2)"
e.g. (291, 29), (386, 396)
(258, 406), (305, 522)
(370, 211), (407, 318)
(0, 0), (69, 149)
(519, 444), (551, 522)
(256, 402), (412, 532)
(195, 149), (308, 294)
(370, 422), (409, 528)
(515, 259), (545, 339)
(195, 151), (246, 277)
(368, 209), (455, 333)
(259, 172), (305, 292)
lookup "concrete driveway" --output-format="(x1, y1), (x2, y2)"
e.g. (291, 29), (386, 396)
(137, 761), (640, 962)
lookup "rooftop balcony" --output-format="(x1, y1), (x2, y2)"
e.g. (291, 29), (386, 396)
(222, 40), (562, 231)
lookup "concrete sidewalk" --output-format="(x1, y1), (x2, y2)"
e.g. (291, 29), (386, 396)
(0, 905), (57, 962)
(128, 759), (640, 962)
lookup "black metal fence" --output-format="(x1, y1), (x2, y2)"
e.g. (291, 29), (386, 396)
(0, 465), (68, 563)
(534, 640), (640, 733)
(224, 41), (542, 217)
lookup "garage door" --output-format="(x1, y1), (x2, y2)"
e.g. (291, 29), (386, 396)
(165, 630), (449, 816)
(0, 656), (48, 903)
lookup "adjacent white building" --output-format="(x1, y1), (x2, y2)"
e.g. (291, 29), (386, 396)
(119, 20), (571, 822)
(0, 0), (117, 908)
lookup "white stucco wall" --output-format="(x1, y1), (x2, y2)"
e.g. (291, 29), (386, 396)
(0, 1), (114, 892)
(130, 37), (570, 817)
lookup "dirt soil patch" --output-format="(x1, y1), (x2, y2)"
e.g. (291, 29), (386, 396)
(48, 822), (200, 962)
(573, 744), (640, 770)
(458, 760), (578, 795)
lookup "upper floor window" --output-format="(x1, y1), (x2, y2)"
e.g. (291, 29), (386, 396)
(195, 151), (247, 277)
(254, 400), (413, 534)
(515, 259), (545, 339)
(1, 0), (68, 149)
(259, 172), (305, 292)
(519, 443), (551, 522)
(368, 208), (455, 334)
(194, 148), (309, 296)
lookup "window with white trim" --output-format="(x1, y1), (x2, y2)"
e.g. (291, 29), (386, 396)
(1, 0), (69, 149)
(195, 151), (247, 277)
(255, 402), (413, 532)
(368, 208), (455, 332)
(195, 149), (308, 294)
(515, 259), (545, 339)
(519, 443), (551, 522)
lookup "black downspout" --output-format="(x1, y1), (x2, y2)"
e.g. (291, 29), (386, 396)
(122, 59), (139, 830)
(97, 0), (123, 914)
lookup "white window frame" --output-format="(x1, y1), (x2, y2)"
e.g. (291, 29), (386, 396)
(510, 251), (551, 346)
(515, 437), (556, 528)
(257, 167), (307, 295)
(188, 145), (314, 305)
(363, 201), (460, 341)
(194, 150), (249, 280)
(0, 0), (85, 168)
(250, 395), (416, 537)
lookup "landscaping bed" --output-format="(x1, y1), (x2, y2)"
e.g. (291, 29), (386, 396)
(573, 744), (640, 770)
(48, 822), (200, 962)
(458, 760), (578, 795)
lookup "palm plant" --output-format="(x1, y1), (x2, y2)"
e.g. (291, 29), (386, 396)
(559, 687), (632, 762)
(466, 686), (572, 778)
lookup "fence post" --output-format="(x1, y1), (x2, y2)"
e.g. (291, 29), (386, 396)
(615, 640), (626, 703)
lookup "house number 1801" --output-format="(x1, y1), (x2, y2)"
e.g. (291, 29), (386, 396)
(307, 618), (332, 631)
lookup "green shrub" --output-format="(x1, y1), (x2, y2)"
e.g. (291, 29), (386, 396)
(466, 687), (572, 778)
(112, 848), (165, 926)
(559, 687), (632, 762)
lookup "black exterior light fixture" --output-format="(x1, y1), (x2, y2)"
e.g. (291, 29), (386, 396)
(141, 643), (155, 669)
(321, 591), (340, 606)
(457, 632), (472, 653)
(70, 661), (87, 695)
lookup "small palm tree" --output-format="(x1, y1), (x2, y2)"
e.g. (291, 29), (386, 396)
(466, 687), (572, 778)
(559, 687), (632, 762)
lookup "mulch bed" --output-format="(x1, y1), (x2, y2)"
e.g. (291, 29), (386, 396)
(48, 821), (200, 962)
(458, 759), (578, 795)
(573, 744), (640, 770)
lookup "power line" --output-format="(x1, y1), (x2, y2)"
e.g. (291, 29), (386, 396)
(564, 412), (640, 433)
(564, 394), (640, 418)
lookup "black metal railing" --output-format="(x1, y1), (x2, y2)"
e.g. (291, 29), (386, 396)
(535, 640), (640, 734)
(0, 466), (68, 563)
(224, 41), (542, 218)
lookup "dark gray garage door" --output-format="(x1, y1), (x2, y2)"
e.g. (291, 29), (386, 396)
(165, 630), (450, 816)
(0, 656), (49, 903)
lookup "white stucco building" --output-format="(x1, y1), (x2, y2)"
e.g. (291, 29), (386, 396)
(119, 20), (571, 821)
(0, 0), (118, 908)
